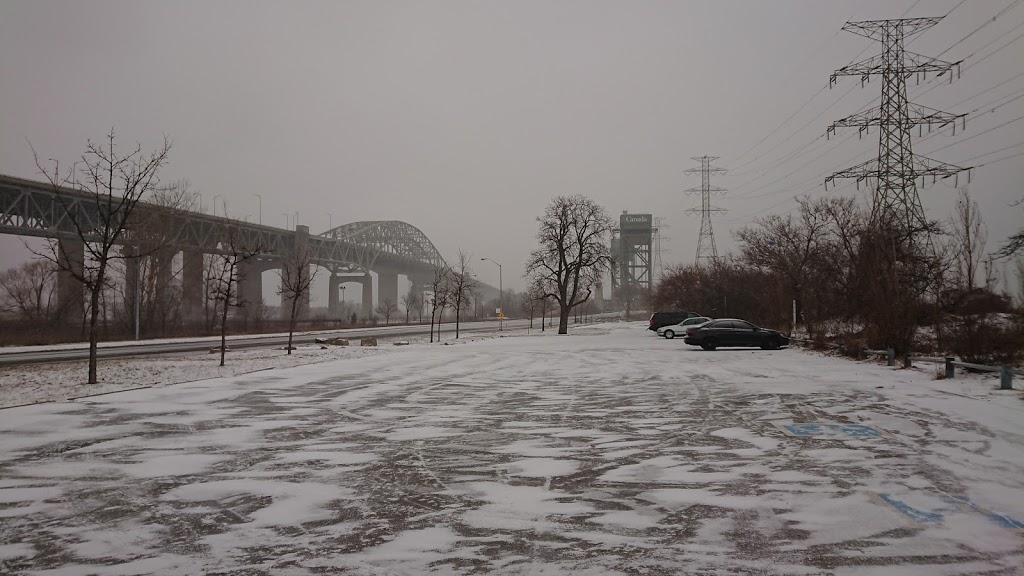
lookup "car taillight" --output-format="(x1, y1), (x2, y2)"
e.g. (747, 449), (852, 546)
(686, 328), (696, 335)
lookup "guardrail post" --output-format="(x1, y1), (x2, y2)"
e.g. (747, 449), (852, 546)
(903, 354), (912, 369)
(944, 357), (955, 379)
(1001, 366), (1013, 390)
(887, 348), (895, 367)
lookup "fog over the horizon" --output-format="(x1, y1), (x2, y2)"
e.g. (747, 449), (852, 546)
(2, 0), (1022, 294)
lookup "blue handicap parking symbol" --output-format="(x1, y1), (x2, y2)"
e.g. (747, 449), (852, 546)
(879, 493), (1024, 529)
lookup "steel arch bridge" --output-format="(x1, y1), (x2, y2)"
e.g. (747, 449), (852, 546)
(320, 221), (445, 273)
(0, 174), (502, 320)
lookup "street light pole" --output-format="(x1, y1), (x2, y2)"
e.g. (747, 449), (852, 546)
(254, 193), (262, 225)
(212, 194), (221, 217)
(282, 213), (289, 230)
(481, 258), (503, 331)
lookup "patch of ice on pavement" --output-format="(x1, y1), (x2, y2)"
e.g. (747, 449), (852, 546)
(122, 452), (226, 478)
(501, 458), (580, 478)
(709, 427), (780, 451)
(274, 450), (378, 466)
(638, 488), (775, 510)
(0, 542), (34, 560)
(162, 479), (354, 527)
(599, 456), (744, 485)
(0, 485), (61, 503)
(355, 526), (459, 562)
(383, 426), (463, 441)
(457, 482), (593, 531)
(588, 509), (664, 530)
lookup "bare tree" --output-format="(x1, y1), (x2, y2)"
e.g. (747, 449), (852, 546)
(401, 285), (421, 325)
(735, 196), (831, 331)
(525, 195), (614, 334)
(428, 264), (451, 342)
(277, 246), (317, 355)
(520, 287), (540, 329)
(209, 227), (265, 366)
(32, 129), (171, 384)
(1014, 256), (1024, 308)
(447, 250), (479, 338)
(375, 298), (398, 325)
(950, 188), (987, 291)
(0, 261), (59, 323)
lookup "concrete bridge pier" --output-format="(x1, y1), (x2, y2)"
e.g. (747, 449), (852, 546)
(279, 225), (311, 321)
(362, 273), (374, 320)
(57, 237), (85, 324)
(153, 247), (174, 314)
(378, 270), (399, 309)
(182, 249), (204, 325)
(328, 273), (341, 318)
(237, 260), (263, 325)
(122, 245), (140, 325)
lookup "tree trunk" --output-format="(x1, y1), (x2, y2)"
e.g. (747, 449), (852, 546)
(87, 281), (102, 384)
(455, 303), (461, 339)
(220, 280), (230, 367)
(287, 296), (298, 355)
(558, 303), (570, 334)
(430, 309), (435, 342)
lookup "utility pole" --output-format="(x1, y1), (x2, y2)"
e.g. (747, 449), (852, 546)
(481, 258), (503, 331)
(825, 17), (970, 244)
(684, 156), (727, 264)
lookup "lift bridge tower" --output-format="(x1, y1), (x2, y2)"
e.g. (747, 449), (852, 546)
(610, 212), (653, 307)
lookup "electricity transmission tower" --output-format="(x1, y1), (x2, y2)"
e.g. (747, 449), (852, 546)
(684, 156), (727, 264)
(653, 217), (670, 280)
(825, 17), (970, 241)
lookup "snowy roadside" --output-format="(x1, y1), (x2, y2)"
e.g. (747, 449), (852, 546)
(0, 325), (543, 409)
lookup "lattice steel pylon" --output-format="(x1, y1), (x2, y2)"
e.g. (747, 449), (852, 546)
(653, 217), (670, 281)
(825, 17), (970, 240)
(684, 156), (727, 264)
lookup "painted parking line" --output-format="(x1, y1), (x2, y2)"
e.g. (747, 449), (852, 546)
(876, 493), (1024, 529)
(775, 422), (884, 439)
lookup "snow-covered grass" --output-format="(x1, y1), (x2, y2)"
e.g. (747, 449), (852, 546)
(0, 327), (530, 408)
(1, 322), (1023, 574)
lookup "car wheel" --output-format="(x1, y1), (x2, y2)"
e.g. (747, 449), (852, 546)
(701, 338), (718, 351)
(761, 336), (780, 350)
(664, 330), (675, 339)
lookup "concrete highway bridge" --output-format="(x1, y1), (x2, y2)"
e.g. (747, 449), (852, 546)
(0, 174), (496, 322)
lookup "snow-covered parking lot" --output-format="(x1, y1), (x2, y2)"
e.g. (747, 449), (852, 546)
(1, 323), (1023, 575)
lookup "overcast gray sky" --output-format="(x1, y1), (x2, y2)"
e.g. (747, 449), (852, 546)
(2, 0), (1022, 292)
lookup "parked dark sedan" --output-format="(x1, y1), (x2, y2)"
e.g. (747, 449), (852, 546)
(682, 318), (789, 350)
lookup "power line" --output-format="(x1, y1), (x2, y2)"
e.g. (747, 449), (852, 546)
(921, 112), (1024, 155)
(974, 149), (1024, 167)
(934, 0), (1023, 58)
(960, 140), (1024, 162)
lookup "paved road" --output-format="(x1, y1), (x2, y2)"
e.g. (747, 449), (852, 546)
(1, 324), (1021, 574)
(0, 319), (529, 366)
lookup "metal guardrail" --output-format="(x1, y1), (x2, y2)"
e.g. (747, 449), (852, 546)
(792, 337), (1019, 390)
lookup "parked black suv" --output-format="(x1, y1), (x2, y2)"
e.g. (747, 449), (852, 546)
(648, 311), (700, 332)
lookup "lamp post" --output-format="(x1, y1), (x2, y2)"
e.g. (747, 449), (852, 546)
(282, 213), (290, 230)
(212, 194), (221, 217)
(481, 257), (503, 331)
(340, 286), (346, 303)
(328, 212), (333, 230)
(254, 193), (262, 225)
